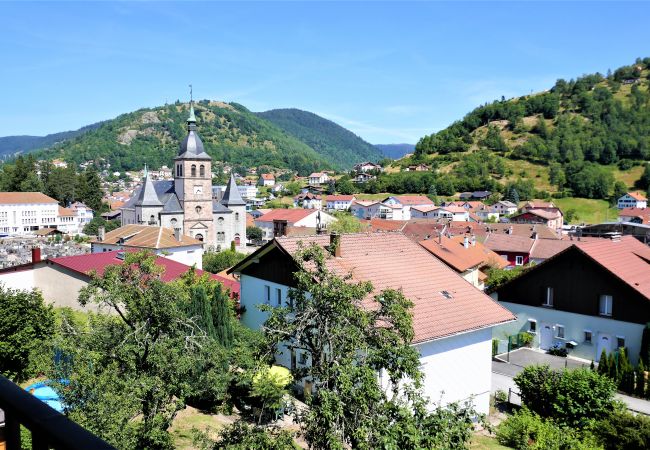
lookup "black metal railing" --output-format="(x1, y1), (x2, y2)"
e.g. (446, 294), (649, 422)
(0, 375), (115, 450)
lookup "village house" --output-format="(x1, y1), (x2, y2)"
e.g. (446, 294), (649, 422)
(409, 205), (439, 219)
(350, 200), (381, 220)
(294, 192), (322, 210)
(490, 236), (650, 365)
(308, 172), (329, 185)
(325, 194), (356, 211)
(619, 207), (650, 225)
(382, 195), (435, 220)
(617, 192), (647, 209)
(490, 200), (518, 216)
(254, 209), (336, 242)
(459, 191), (491, 201)
(229, 232), (515, 415)
(258, 173), (276, 187)
(353, 162), (382, 173)
(353, 172), (376, 183)
(91, 224), (204, 268)
(429, 206), (470, 222)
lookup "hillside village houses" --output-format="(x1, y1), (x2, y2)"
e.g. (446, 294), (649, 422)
(254, 208), (336, 242)
(619, 207), (650, 224)
(351, 195), (435, 221)
(325, 194), (355, 211)
(294, 192), (322, 210)
(120, 105), (247, 251)
(353, 161), (382, 173)
(308, 172), (329, 185)
(0, 192), (94, 237)
(229, 232), (515, 415)
(509, 200), (564, 230)
(490, 200), (518, 215)
(258, 173), (276, 187)
(617, 191), (648, 209)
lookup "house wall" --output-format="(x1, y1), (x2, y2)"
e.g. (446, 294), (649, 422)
(0, 267), (35, 290)
(491, 300), (644, 364)
(91, 243), (203, 269)
(461, 268), (480, 288)
(0, 201), (59, 235)
(496, 251), (529, 267)
(240, 273), (292, 330)
(417, 328), (492, 415)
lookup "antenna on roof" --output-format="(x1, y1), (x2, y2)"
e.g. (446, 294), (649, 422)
(189, 84), (193, 104)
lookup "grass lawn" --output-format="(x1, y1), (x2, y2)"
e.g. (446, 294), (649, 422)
(610, 164), (644, 188)
(553, 197), (618, 224)
(502, 159), (553, 192)
(470, 434), (512, 450)
(169, 406), (235, 450)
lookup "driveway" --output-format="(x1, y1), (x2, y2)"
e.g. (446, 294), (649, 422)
(491, 347), (650, 415)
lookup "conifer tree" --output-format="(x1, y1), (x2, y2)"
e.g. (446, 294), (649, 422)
(608, 352), (619, 382)
(598, 349), (609, 377)
(618, 348), (634, 394)
(636, 359), (646, 398)
(212, 284), (234, 348)
(188, 285), (215, 338)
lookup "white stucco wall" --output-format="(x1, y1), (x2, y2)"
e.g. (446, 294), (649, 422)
(491, 299), (644, 364)
(0, 269), (35, 290)
(92, 243), (203, 269)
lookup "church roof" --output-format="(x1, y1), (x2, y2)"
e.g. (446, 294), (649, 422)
(213, 201), (232, 213)
(176, 105), (211, 161)
(134, 169), (163, 207)
(221, 173), (246, 206)
(161, 194), (182, 213)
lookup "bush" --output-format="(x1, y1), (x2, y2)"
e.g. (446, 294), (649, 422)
(203, 250), (247, 274)
(518, 332), (534, 347)
(211, 421), (299, 449)
(592, 410), (650, 450)
(547, 343), (568, 357)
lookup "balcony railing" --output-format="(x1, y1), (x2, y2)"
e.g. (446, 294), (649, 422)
(0, 375), (115, 450)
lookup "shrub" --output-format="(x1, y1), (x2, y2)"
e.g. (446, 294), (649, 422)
(211, 421), (299, 449)
(203, 249), (247, 274)
(547, 343), (568, 357)
(592, 410), (650, 450)
(518, 332), (534, 347)
(494, 389), (507, 405)
(492, 338), (499, 357)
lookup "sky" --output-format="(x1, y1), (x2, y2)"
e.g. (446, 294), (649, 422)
(1, 1), (650, 144)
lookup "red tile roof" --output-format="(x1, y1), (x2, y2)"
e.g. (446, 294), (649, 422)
(255, 208), (316, 224)
(411, 205), (438, 213)
(628, 192), (648, 201)
(619, 207), (650, 224)
(391, 195), (435, 206)
(260, 173), (275, 180)
(0, 192), (59, 205)
(363, 218), (408, 232)
(49, 251), (239, 295)
(271, 233), (515, 343)
(529, 239), (573, 260)
(484, 234), (535, 253)
(325, 195), (355, 202)
(419, 235), (508, 273)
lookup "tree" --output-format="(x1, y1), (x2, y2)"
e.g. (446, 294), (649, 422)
(637, 163), (650, 190)
(636, 359), (646, 398)
(329, 212), (362, 234)
(83, 217), (120, 235)
(211, 421), (298, 449)
(212, 284), (234, 348)
(56, 251), (223, 449)
(187, 285), (215, 339)
(335, 176), (357, 195)
(618, 348), (635, 394)
(0, 286), (55, 382)
(246, 226), (263, 243)
(262, 244), (480, 449)
(19, 171), (44, 192)
(505, 186), (520, 204)
(80, 166), (105, 212)
(598, 349), (610, 377)
(611, 181), (628, 206)
(251, 366), (292, 424)
(203, 250), (247, 274)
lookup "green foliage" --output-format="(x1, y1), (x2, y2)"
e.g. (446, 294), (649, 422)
(592, 409), (650, 450)
(486, 265), (527, 291)
(329, 211), (363, 234)
(496, 408), (601, 450)
(211, 421), (298, 449)
(203, 249), (247, 274)
(83, 217), (120, 235)
(514, 365), (617, 428)
(0, 286), (55, 382)
(246, 225), (263, 243)
(212, 285), (234, 348)
(261, 244), (480, 449)
(617, 348), (635, 394)
(518, 332), (534, 347)
(251, 366), (292, 423)
(334, 175), (357, 195)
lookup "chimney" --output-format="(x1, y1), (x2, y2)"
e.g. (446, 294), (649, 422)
(174, 228), (182, 242)
(508, 225), (513, 235)
(471, 234), (476, 246)
(98, 226), (105, 242)
(329, 232), (341, 257)
(31, 247), (41, 263)
(463, 235), (469, 249)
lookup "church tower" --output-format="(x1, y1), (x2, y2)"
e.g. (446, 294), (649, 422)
(174, 104), (213, 243)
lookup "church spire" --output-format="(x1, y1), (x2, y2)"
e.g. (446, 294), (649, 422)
(135, 165), (162, 207)
(187, 84), (196, 130)
(221, 173), (246, 207)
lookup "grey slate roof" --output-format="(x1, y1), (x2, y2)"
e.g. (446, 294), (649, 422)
(162, 194), (182, 213)
(176, 106), (211, 160)
(134, 172), (163, 207)
(213, 201), (232, 213)
(221, 174), (246, 206)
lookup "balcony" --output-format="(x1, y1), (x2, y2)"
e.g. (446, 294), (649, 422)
(0, 375), (114, 450)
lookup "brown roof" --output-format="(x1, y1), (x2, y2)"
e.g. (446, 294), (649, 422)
(271, 233), (514, 343)
(523, 200), (556, 209)
(463, 201), (486, 210)
(391, 195), (435, 206)
(483, 234), (535, 253)
(619, 207), (650, 224)
(628, 192), (647, 201)
(419, 235), (508, 273)
(438, 206), (467, 214)
(521, 209), (561, 220)
(92, 224), (202, 249)
(246, 213), (255, 228)
(0, 192), (58, 205)
(58, 206), (75, 217)
(325, 195), (356, 202)
(255, 208), (316, 224)
(363, 218), (408, 232)
(529, 239), (573, 260)
(478, 223), (560, 240)
(411, 205), (438, 213)
(260, 173), (275, 180)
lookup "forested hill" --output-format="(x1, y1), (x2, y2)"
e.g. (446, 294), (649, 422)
(0, 122), (103, 159)
(409, 57), (650, 199)
(375, 143), (415, 159)
(256, 108), (382, 168)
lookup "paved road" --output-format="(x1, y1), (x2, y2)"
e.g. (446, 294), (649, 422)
(491, 352), (650, 415)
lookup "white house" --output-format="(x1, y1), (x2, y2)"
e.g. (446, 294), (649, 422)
(617, 192), (647, 209)
(382, 196), (434, 221)
(353, 162), (382, 173)
(229, 232), (515, 415)
(297, 193), (322, 210)
(410, 205), (438, 219)
(430, 206), (470, 221)
(308, 172), (329, 185)
(325, 195), (356, 211)
(90, 224), (204, 269)
(350, 200), (381, 220)
(490, 236), (650, 365)
(69, 202), (94, 232)
(491, 200), (518, 216)
(258, 173), (276, 187)
(254, 209), (337, 242)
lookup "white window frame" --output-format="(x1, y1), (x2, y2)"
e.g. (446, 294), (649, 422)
(515, 255), (524, 266)
(599, 295), (613, 317)
(543, 287), (554, 307)
(555, 324), (565, 339)
(616, 335), (626, 349)
(528, 319), (537, 333)
(584, 329), (592, 344)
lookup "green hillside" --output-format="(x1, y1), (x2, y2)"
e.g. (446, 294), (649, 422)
(405, 57), (650, 199)
(256, 108), (382, 169)
(31, 101), (339, 175)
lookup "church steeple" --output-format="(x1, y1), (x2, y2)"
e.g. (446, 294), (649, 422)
(175, 89), (210, 161)
(221, 173), (246, 207)
(135, 164), (162, 207)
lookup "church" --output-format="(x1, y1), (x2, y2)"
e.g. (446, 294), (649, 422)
(121, 105), (247, 251)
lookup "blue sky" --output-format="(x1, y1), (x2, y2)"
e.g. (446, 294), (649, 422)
(1, 1), (650, 144)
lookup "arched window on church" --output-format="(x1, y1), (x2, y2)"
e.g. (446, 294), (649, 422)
(235, 212), (240, 221)
(199, 165), (205, 177)
(195, 206), (202, 214)
(234, 234), (241, 246)
(149, 215), (156, 225)
(191, 165), (196, 177)
(195, 233), (204, 242)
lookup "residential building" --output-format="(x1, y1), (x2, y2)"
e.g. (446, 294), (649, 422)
(353, 162), (382, 173)
(0, 249), (238, 312)
(617, 192), (647, 209)
(0, 192), (59, 236)
(69, 202), (94, 232)
(254, 209), (336, 241)
(410, 205), (438, 219)
(517, 201), (564, 230)
(490, 200), (518, 216)
(429, 206), (470, 222)
(308, 172), (329, 185)
(325, 195), (356, 211)
(490, 236), (650, 364)
(351, 200), (381, 220)
(91, 224), (204, 268)
(419, 233), (508, 289)
(483, 229), (573, 267)
(459, 191), (491, 200)
(229, 232), (515, 415)
(353, 173), (375, 183)
(294, 192), (322, 210)
(121, 106), (247, 250)
(619, 207), (650, 224)
(382, 195), (435, 220)
(258, 173), (276, 187)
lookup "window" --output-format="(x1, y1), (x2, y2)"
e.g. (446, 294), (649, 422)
(556, 324), (565, 339)
(176, 164), (183, 177)
(195, 233), (203, 242)
(515, 255), (524, 266)
(235, 212), (240, 221)
(191, 165), (196, 177)
(617, 336), (625, 349)
(170, 218), (177, 226)
(543, 287), (554, 307)
(195, 206), (202, 214)
(217, 217), (224, 226)
(599, 295), (613, 316)
(200, 165), (205, 177)
(528, 319), (537, 333)
(299, 351), (308, 365)
(276, 288), (282, 306)
(217, 232), (225, 242)
(584, 330), (592, 343)
(264, 285), (270, 304)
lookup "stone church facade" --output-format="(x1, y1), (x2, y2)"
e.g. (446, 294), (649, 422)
(121, 105), (247, 250)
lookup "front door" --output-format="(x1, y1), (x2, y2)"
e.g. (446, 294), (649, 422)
(540, 323), (553, 350)
(596, 334), (611, 361)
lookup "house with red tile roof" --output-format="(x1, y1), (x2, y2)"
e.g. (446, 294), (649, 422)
(617, 192), (647, 209)
(0, 250), (238, 313)
(490, 236), (650, 364)
(254, 208), (336, 242)
(258, 173), (276, 187)
(324, 195), (356, 211)
(618, 207), (650, 224)
(382, 195), (435, 220)
(229, 232), (514, 415)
